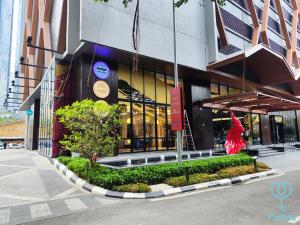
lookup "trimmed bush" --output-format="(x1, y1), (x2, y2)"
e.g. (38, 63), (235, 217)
(66, 157), (90, 179)
(56, 154), (255, 190)
(112, 183), (151, 193)
(165, 173), (218, 187)
(57, 156), (72, 165)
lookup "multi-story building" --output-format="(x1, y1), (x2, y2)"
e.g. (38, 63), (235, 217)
(18, 0), (300, 157)
(0, 0), (13, 111)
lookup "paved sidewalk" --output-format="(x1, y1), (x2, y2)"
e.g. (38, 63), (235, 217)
(0, 150), (126, 225)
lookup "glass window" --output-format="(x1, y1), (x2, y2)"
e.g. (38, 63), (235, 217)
(131, 69), (144, 101)
(118, 65), (131, 100)
(145, 104), (156, 151)
(229, 87), (241, 95)
(144, 71), (155, 103)
(251, 114), (261, 145)
(220, 85), (228, 96)
(167, 107), (176, 150)
(119, 102), (131, 153)
(132, 102), (144, 151)
(156, 74), (166, 104)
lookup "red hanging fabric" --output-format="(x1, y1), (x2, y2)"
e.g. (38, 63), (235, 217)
(224, 111), (246, 154)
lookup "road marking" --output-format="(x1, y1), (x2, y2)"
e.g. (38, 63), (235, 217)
(30, 203), (52, 219)
(150, 186), (233, 202)
(244, 173), (285, 184)
(282, 167), (300, 173)
(64, 198), (87, 211)
(0, 168), (33, 181)
(0, 164), (53, 171)
(54, 187), (77, 198)
(0, 193), (88, 210)
(0, 209), (10, 224)
(289, 215), (300, 223)
(0, 193), (47, 202)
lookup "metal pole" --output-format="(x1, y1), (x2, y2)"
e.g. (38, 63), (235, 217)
(173, 0), (182, 166)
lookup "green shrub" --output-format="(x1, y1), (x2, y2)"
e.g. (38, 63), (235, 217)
(62, 154), (254, 189)
(67, 157), (90, 179)
(57, 156), (72, 165)
(165, 173), (219, 187)
(112, 183), (151, 193)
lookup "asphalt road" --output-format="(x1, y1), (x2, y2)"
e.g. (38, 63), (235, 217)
(1, 150), (300, 225)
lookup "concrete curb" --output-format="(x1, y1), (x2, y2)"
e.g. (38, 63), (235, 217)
(51, 158), (277, 199)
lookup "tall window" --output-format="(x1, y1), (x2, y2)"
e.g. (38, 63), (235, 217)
(118, 65), (181, 153)
(39, 61), (55, 156)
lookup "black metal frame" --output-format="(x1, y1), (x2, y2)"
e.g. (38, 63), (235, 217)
(15, 71), (40, 81)
(9, 88), (25, 95)
(12, 80), (36, 89)
(27, 36), (62, 54)
(20, 57), (47, 69)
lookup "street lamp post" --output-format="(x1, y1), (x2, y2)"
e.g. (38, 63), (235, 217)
(172, 0), (182, 166)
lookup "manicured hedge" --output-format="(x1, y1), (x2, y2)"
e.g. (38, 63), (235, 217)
(57, 154), (254, 190)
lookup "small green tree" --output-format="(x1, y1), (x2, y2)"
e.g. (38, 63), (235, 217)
(55, 99), (121, 167)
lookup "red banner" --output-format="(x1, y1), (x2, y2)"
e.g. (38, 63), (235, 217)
(170, 87), (184, 131)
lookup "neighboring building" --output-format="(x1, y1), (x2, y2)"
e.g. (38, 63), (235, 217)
(0, 0), (25, 111)
(0, 0), (13, 111)
(7, 0), (26, 110)
(19, 0), (300, 157)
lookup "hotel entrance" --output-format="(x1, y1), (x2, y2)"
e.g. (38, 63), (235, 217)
(270, 115), (284, 144)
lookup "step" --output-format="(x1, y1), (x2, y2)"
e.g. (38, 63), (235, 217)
(259, 152), (286, 157)
(258, 149), (281, 153)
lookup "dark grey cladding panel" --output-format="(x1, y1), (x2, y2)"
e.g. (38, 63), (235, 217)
(269, 39), (287, 57)
(220, 8), (253, 40)
(218, 43), (241, 55)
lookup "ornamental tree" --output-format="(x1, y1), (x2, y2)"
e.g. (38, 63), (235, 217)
(55, 99), (121, 167)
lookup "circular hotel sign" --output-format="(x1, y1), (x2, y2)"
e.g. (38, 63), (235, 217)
(93, 81), (110, 98)
(93, 61), (110, 79)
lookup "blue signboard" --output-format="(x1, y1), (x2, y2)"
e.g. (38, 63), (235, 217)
(93, 61), (110, 80)
(26, 109), (33, 116)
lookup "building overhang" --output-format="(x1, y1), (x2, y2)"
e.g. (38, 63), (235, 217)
(201, 92), (300, 114)
(208, 44), (299, 86)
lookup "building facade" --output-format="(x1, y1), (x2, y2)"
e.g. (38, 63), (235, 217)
(17, 0), (300, 157)
(0, 0), (13, 111)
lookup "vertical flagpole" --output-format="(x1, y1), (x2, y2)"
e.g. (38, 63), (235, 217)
(173, 0), (182, 166)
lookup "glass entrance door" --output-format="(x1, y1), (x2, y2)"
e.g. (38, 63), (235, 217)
(270, 115), (284, 143)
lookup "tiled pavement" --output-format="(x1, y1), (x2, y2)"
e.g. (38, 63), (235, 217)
(0, 150), (123, 225)
(0, 194), (122, 225)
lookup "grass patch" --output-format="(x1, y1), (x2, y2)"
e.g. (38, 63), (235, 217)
(112, 183), (151, 193)
(164, 163), (270, 187)
(165, 173), (219, 187)
(217, 164), (269, 179)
